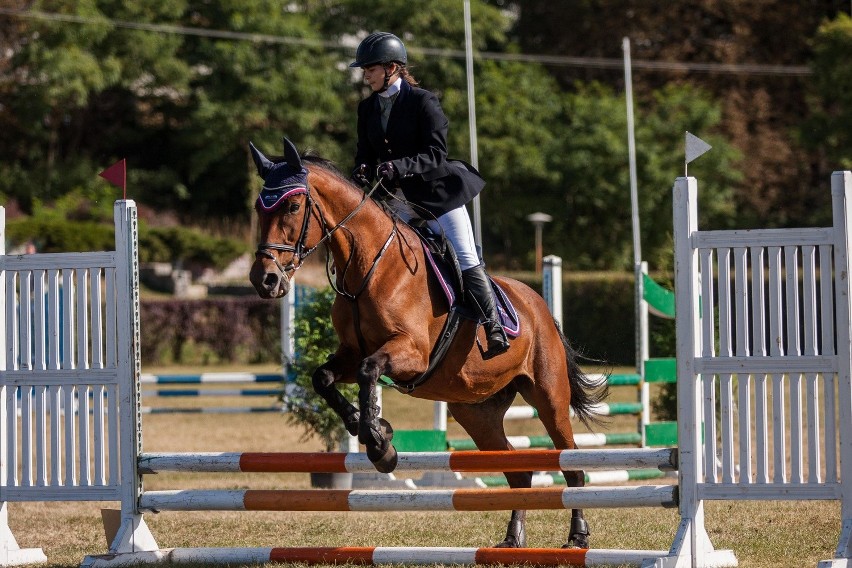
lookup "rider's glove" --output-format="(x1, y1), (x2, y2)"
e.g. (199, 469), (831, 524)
(377, 161), (398, 184)
(351, 164), (369, 187)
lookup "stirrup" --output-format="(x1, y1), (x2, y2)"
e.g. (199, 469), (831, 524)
(482, 342), (510, 360)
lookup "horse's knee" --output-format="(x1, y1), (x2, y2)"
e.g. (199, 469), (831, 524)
(357, 356), (385, 384)
(311, 366), (335, 392)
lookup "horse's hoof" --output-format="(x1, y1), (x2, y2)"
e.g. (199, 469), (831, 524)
(369, 442), (398, 473)
(378, 418), (394, 442)
(563, 517), (589, 549)
(344, 414), (360, 437)
(493, 520), (526, 548)
(562, 535), (589, 549)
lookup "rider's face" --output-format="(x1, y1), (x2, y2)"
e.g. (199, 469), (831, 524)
(362, 63), (397, 92)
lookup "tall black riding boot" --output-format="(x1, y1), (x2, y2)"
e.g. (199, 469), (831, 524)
(462, 264), (510, 359)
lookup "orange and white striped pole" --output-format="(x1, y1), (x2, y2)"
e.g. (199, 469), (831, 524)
(139, 485), (676, 512)
(85, 546), (674, 567)
(138, 448), (677, 474)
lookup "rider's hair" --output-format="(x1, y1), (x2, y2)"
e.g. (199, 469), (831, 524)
(385, 63), (419, 87)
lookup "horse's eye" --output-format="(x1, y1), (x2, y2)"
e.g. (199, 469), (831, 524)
(288, 202), (301, 214)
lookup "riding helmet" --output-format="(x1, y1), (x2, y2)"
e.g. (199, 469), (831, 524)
(349, 32), (407, 68)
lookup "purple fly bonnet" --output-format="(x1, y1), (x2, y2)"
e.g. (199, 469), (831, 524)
(249, 138), (308, 212)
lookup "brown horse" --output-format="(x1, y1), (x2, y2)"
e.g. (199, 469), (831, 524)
(249, 138), (607, 549)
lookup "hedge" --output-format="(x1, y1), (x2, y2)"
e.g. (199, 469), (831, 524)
(141, 298), (281, 366)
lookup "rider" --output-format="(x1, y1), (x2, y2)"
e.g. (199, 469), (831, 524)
(349, 31), (509, 359)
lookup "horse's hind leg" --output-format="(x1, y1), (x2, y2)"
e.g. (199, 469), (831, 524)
(449, 393), (529, 549)
(521, 383), (590, 549)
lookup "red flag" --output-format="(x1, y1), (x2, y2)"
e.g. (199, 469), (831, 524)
(99, 159), (126, 199)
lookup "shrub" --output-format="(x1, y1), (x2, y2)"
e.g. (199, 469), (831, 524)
(285, 287), (358, 452)
(6, 218), (114, 252)
(138, 226), (248, 270)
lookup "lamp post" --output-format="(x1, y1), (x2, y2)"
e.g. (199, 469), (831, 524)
(526, 212), (552, 275)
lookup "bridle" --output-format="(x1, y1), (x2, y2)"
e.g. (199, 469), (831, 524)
(254, 176), (393, 296)
(254, 183), (320, 276)
(255, 171), (408, 358)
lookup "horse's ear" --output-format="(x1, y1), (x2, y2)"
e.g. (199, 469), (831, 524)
(282, 137), (302, 170)
(249, 141), (273, 178)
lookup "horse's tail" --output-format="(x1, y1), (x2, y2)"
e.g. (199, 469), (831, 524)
(556, 319), (610, 428)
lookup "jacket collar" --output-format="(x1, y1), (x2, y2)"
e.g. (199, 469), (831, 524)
(371, 79), (410, 103)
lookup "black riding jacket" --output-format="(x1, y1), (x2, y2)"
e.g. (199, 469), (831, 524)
(354, 80), (484, 216)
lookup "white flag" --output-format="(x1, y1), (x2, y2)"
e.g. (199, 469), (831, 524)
(685, 131), (712, 164)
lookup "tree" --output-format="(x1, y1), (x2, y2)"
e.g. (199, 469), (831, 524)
(0, 1), (750, 270)
(0, 1), (352, 226)
(802, 13), (852, 173)
(488, 81), (739, 270)
(502, 0), (848, 230)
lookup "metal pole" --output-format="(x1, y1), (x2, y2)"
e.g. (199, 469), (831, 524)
(464, 0), (482, 249)
(534, 225), (543, 274)
(623, 37), (640, 267)
(526, 212), (552, 275)
(623, 37), (643, 375)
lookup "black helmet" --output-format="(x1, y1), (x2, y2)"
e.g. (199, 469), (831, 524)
(349, 32), (407, 68)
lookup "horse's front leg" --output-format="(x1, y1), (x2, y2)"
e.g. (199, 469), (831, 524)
(356, 338), (427, 473)
(311, 356), (360, 437)
(356, 353), (398, 473)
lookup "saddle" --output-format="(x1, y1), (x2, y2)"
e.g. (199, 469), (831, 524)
(408, 220), (520, 334)
(381, 220), (520, 393)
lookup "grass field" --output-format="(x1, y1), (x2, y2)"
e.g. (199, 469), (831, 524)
(7, 364), (843, 568)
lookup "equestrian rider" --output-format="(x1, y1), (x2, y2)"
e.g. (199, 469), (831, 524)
(350, 31), (509, 359)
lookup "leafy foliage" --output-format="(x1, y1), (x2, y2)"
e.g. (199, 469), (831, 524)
(6, 217), (114, 253)
(505, 0), (848, 230)
(138, 226), (248, 270)
(285, 287), (357, 451)
(802, 13), (852, 172)
(2, 1), (849, 272)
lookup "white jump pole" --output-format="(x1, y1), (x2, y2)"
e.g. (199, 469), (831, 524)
(542, 255), (563, 330)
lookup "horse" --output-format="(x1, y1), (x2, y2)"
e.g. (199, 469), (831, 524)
(248, 138), (608, 550)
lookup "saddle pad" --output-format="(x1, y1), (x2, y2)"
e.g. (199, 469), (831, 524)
(422, 244), (521, 338)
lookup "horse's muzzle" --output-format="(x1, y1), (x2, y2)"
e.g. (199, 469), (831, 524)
(249, 259), (291, 299)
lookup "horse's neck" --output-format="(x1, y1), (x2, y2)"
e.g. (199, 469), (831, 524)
(313, 173), (402, 285)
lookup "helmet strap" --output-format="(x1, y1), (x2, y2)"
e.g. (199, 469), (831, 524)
(379, 63), (398, 93)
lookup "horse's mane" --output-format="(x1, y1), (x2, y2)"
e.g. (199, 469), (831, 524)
(302, 154), (353, 185)
(301, 153), (339, 171)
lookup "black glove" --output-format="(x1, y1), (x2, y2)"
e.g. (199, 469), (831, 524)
(377, 161), (398, 183)
(351, 164), (370, 187)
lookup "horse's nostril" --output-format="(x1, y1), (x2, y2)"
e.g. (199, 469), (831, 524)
(263, 273), (279, 289)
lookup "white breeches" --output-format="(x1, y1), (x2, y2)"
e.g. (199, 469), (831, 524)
(387, 194), (480, 270)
